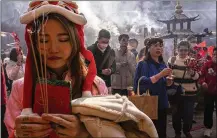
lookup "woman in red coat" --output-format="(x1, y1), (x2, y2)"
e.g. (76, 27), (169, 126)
(200, 47), (217, 138)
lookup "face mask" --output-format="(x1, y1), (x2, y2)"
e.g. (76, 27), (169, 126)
(99, 44), (108, 50)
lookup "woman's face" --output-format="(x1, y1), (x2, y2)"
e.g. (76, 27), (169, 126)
(37, 19), (72, 69)
(178, 46), (189, 59)
(149, 42), (163, 58)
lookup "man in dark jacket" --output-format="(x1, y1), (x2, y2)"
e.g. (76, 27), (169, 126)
(88, 29), (116, 93)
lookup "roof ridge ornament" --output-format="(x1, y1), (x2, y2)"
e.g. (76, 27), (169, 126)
(175, 0), (183, 15)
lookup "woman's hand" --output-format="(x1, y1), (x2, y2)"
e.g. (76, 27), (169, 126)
(202, 82), (208, 89)
(187, 68), (195, 76)
(42, 114), (89, 138)
(102, 69), (112, 76)
(166, 77), (173, 86)
(151, 68), (172, 83)
(14, 114), (52, 138)
(160, 68), (172, 77)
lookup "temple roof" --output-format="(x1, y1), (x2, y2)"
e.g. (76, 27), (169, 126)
(157, 0), (200, 24)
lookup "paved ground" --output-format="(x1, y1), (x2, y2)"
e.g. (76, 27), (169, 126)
(167, 111), (216, 138)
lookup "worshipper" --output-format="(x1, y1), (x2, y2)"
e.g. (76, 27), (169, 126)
(4, 1), (106, 137)
(111, 34), (136, 96)
(4, 1), (156, 138)
(134, 37), (172, 138)
(200, 47), (217, 138)
(168, 41), (200, 138)
(88, 29), (116, 94)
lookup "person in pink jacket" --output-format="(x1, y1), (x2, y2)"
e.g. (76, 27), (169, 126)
(1, 61), (8, 138)
(4, 1), (108, 138)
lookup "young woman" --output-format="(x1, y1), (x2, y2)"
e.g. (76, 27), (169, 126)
(200, 47), (217, 138)
(134, 37), (172, 138)
(4, 1), (108, 138)
(168, 41), (200, 138)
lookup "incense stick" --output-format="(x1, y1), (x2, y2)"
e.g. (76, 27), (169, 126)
(28, 31), (45, 111)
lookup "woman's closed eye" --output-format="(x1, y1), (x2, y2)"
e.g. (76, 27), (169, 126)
(59, 37), (69, 42)
(58, 34), (70, 42)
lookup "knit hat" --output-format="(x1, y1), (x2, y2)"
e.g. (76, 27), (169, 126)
(20, 1), (96, 111)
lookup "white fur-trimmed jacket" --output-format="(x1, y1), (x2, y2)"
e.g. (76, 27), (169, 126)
(5, 59), (25, 81)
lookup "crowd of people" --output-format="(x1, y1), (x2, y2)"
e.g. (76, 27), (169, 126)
(1, 1), (216, 138)
(90, 30), (216, 138)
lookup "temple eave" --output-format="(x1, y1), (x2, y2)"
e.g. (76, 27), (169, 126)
(157, 15), (200, 24)
(159, 32), (207, 39)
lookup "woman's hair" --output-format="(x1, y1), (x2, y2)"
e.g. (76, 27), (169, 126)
(144, 37), (150, 46)
(138, 47), (146, 60)
(9, 47), (21, 62)
(31, 13), (86, 98)
(177, 41), (190, 49)
(144, 37), (164, 63)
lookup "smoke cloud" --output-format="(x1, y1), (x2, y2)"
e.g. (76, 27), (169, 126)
(78, 1), (163, 36)
(1, 1), (216, 59)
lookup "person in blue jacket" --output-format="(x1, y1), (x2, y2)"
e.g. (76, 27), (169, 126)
(134, 37), (172, 138)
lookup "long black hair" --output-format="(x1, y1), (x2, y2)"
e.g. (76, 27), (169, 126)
(144, 37), (165, 63)
(9, 47), (22, 62)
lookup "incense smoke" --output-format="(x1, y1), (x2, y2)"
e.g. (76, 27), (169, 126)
(1, 1), (216, 59)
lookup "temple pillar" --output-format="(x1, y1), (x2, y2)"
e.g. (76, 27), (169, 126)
(167, 23), (170, 31)
(180, 22), (183, 30)
(187, 21), (191, 30)
(173, 23), (176, 31)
